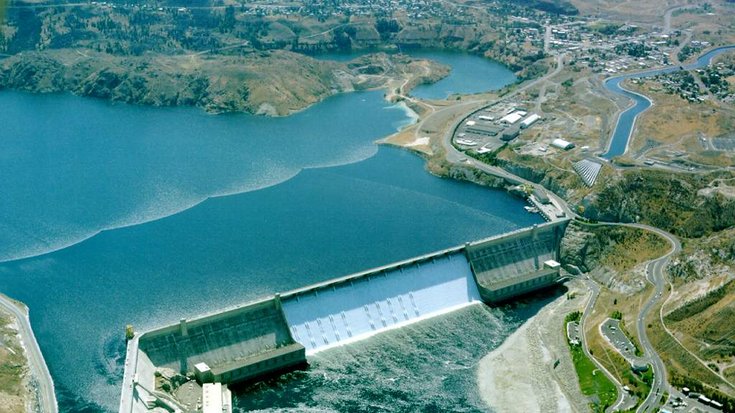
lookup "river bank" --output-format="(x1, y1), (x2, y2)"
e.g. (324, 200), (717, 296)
(476, 281), (591, 413)
(0, 68), (538, 411)
(0, 294), (56, 413)
(0, 49), (449, 116)
(601, 44), (735, 159)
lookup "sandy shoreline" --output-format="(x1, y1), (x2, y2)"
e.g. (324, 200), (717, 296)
(476, 283), (591, 412)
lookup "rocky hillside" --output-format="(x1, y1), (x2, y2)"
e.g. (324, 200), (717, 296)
(560, 221), (668, 279)
(581, 169), (735, 238)
(0, 49), (448, 115)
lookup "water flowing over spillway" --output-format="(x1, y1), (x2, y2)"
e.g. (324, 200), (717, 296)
(122, 221), (568, 413)
(282, 252), (482, 353)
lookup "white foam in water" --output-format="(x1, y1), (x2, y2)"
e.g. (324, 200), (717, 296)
(282, 252), (482, 354)
(0, 141), (384, 265)
(387, 101), (420, 131)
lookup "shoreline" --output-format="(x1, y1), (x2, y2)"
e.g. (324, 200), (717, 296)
(0, 48), (453, 119)
(0, 293), (57, 413)
(476, 285), (590, 413)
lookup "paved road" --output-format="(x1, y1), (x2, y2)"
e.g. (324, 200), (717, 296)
(438, 92), (682, 411)
(439, 53), (565, 159)
(0, 295), (57, 413)
(663, 5), (697, 34)
(428, 47), (695, 412)
(599, 224), (680, 412)
(431, 53), (657, 411)
(581, 222), (681, 413)
(636, 224), (680, 413)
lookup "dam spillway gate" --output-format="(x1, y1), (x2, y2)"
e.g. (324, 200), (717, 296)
(119, 219), (569, 413)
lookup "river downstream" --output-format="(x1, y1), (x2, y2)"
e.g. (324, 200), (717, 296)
(0, 51), (535, 412)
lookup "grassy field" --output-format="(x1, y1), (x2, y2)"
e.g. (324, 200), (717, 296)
(591, 225), (669, 273)
(665, 280), (735, 372)
(627, 80), (735, 168)
(647, 297), (735, 397)
(584, 283), (656, 405)
(567, 320), (618, 412)
(725, 366), (735, 383)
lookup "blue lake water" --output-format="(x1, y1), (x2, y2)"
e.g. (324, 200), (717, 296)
(601, 45), (735, 159)
(406, 50), (517, 100)
(308, 49), (517, 100)
(0, 51), (534, 412)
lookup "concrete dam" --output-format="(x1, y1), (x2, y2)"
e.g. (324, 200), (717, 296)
(119, 219), (569, 413)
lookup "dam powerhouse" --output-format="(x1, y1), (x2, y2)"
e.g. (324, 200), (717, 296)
(120, 219), (569, 413)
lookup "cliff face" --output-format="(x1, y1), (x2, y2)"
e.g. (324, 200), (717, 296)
(0, 50), (448, 116)
(559, 223), (601, 274)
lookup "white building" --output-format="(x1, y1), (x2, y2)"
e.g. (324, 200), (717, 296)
(551, 138), (575, 150)
(520, 114), (540, 129)
(203, 383), (233, 413)
(500, 112), (523, 124)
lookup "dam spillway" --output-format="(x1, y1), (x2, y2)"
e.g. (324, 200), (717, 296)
(281, 251), (482, 353)
(120, 219), (569, 413)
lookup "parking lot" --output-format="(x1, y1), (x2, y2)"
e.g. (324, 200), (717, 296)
(567, 321), (581, 345)
(663, 391), (725, 412)
(600, 318), (646, 367)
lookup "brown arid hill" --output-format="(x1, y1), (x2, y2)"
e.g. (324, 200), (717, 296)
(0, 49), (449, 116)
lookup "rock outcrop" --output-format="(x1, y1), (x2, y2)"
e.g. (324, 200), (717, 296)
(0, 49), (449, 116)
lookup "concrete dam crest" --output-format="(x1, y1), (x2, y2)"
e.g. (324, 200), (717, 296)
(120, 219), (569, 413)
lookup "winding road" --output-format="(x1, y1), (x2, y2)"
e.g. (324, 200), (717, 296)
(663, 5), (697, 34)
(585, 223), (681, 413)
(0, 295), (57, 413)
(432, 57), (691, 409)
(630, 224), (680, 413)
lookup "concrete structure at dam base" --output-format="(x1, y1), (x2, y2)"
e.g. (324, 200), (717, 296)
(119, 220), (569, 413)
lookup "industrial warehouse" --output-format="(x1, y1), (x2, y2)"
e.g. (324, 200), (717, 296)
(452, 103), (543, 155)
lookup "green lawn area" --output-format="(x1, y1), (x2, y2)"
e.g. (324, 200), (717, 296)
(567, 326), (619, 412)
(622, 365), (653, 402)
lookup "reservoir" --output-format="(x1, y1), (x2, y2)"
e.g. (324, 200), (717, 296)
(0, 51), (535, 412)
(406, 50), (517, 99)
(309, 48), (518, 99)
(601, 45), (735, 159)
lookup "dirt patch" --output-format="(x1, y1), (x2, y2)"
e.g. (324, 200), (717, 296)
(477, 283), (590, 412)
(0, 308), (32, 413)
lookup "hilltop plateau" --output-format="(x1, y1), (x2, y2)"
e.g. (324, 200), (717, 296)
(0, 0), (559, 114)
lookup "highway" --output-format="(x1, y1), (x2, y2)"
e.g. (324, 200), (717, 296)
(0, 295), (58, 413)
(580, 278), (637, 412)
